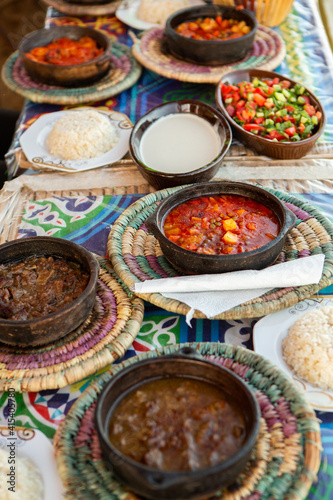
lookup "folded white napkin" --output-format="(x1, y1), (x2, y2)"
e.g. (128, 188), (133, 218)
(133, 254), (325, 324)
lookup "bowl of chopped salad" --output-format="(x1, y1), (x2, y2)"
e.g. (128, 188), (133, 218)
(215, 69), (326, 159)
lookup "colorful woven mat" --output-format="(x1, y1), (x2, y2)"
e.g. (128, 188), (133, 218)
(53, 342), (321, 500)
(108, 185), (333, 320)
(1, 43), (142, 105)
(131, 25), (286, 84)
(41, 0), (121, 16)
(0, 258), (144, 392)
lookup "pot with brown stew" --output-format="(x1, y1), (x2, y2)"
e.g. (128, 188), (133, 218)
(95, 346), (260, 500)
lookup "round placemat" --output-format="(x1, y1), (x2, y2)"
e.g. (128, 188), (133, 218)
(108, 185), (333, 320)
(0, 258), (144, 392)
(54, 342), (321, 500)
(1, 43), (142, 105)
(131, 25), (286, 84)
(41, 0), (121, 16)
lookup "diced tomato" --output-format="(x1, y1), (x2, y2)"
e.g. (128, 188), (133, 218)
(243, 124), (265, 132)
(298, 123), (306, 133)
(232, 92), (241, 102)
(283, 115), (296, 123)
(280, 80), (291, 88)
(304, 104), (315, 116)
(253, 93), (266, 106)
(254, 87), (266, 97)
(264, 101), (275, 109)
(285, 126), (297, 137)
(254, 117), (264, 124)
(272, 77), (280, 85)
(275, 117), (282, 123)
(236, 99), (245, 108)
(226, 104), (236, 117)
(242, 109), (255, 121)
(266, 87), (274, 95)
(316, 111), (322, 121)
(268, 130), (285, 140)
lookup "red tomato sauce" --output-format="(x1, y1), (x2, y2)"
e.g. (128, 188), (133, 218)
(163, 194), (280, 255)
(175, 16), (251, 41)
(25, 36), (104, 65)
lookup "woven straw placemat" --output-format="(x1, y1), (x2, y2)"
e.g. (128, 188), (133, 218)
(53, 341), (321, 500)
(108, 184), (333, 320)
(41, 0), (121, 16)
(0, 258), (144, 392)
(131, 25), (286, 84)
(1, 43), (141, 105)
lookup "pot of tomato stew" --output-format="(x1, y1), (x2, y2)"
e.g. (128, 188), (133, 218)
(145, 181), (296, 275)
(95, 346), (260, 500)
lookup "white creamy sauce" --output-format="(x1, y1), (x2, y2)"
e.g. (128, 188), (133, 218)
(139, 113), (221, 174)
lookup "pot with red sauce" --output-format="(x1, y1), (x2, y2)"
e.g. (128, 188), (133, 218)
(146, 181), (296, 275)
(19, 26), (111, 87)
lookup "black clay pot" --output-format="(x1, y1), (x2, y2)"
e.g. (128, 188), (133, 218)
(19, 26), (111, 87)
(129, 99), (232, 190)
(0, 237), (99, 346)
(95, 346), (260, 500)
(145, 181), (297, 275)
(165, 5), (257, 66)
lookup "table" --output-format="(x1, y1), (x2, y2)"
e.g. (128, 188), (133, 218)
(1, 0), (333, 498)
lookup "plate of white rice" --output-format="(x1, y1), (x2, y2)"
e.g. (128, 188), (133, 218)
(253, 296), (333, 412)
(0, 427), (64, 499)
(20, 108), (133, 173)
(116, 0), (204, 30)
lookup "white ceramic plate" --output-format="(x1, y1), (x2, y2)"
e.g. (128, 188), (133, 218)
(253, 296), (333, 412)
(0, 427), (64, 499)
(116, 0), (204, 30)
(20, 108), (133, 173)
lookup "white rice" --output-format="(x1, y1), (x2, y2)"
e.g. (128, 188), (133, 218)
(46, 109), (119, 161)
(136, 0), (191, 24)
(282, 305), (333, 390)
(0, 448), (44, 500)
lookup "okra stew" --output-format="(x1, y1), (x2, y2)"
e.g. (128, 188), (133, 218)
(163, 194), (280, 255)
(220, 76), (322, 142)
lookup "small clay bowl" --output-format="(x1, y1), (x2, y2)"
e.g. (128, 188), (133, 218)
(164, 5), (257, 66)
(95, 346), (260, 500)
(145, 181), (297, 275)
(129, 99), (232, 190)
(215, 69), (327, 159)
(0, 237), (99, 346)
(18, 26), (111, 87)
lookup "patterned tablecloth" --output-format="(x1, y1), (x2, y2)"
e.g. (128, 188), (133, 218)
(1, 0), (333, 498)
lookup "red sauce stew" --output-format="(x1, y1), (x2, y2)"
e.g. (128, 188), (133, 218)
(25, 36), (104, 65)
(108, 377), (246, 471)
(175, 16), (251, 41)
(163, 194), (280, 255)
(0, 255), (89, 321)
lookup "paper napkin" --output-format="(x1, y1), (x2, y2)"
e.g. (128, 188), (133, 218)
(133, 254), (325, 324)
